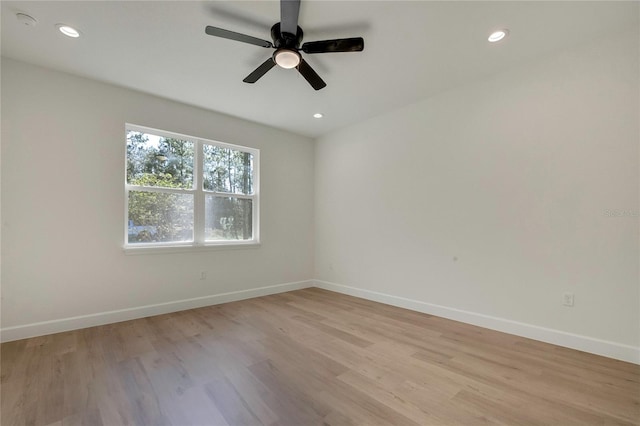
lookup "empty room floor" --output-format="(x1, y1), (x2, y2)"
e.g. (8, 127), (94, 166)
(1, 288), (638, 425)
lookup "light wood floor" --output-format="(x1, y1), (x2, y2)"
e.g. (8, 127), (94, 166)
(1, 288), (638, 426)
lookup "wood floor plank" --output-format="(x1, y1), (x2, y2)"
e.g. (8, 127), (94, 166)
(247, 360), (327, 425)
(2, 288), (638, 426)
(164, 384), (230, 426)
(204, 376), (263, 426)
(336, 369), (444, 425)
(290, 314), (374, 348)
(223, 366), (281, 426)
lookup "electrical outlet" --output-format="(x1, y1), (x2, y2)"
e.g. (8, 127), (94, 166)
(562, 292), (574, 307)
(200, 271), (207, 280)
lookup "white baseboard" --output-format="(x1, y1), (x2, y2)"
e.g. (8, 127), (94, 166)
(3, 278), (638, 365)
(0, 280), (313, 343)
(314, 280), (640, 365)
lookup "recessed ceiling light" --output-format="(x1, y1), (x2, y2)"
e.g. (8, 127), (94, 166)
(56, 24), (80, 38)
(488, 29), (508, 43)
(313, 113), (324, 119)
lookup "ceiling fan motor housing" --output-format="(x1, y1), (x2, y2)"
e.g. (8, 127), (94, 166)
(271, 23), (304, 49)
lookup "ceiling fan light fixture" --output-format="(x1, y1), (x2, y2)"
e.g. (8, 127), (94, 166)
(274, 49), (301, 69)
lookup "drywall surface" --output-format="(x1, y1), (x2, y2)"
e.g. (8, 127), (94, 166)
(315, 29), (639, 349)
(1, 58), (314, 332)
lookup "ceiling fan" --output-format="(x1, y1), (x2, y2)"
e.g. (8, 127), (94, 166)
(204, 0), (364, 90)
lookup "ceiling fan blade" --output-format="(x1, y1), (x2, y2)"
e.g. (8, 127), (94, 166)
(243, 58), (276, 83)
(280, 0), (301, 35)
(302, 37), (364, 54)
(296, 58), (326, 90)
(205, 26), (273, 48)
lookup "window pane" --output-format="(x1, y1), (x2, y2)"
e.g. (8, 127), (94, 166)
(128, 191), (194, 243)
(203, 144), (253, 194)
(205, 196), (252, 241)
(126, 130), (194, 189)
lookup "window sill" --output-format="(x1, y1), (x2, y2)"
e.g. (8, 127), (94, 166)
(123, 242), (261, 255)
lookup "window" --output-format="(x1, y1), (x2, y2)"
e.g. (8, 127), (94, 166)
(125, 124), (259, 249)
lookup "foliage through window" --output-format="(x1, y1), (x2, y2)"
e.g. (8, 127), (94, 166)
(125, 124), (259, 248)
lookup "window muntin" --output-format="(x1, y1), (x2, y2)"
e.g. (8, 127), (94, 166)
(125, 124), (259, 248)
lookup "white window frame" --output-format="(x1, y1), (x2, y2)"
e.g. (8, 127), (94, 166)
(124, 123), (260, 253)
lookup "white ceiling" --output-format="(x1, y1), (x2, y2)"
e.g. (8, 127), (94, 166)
(2, 1), (638, 138)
